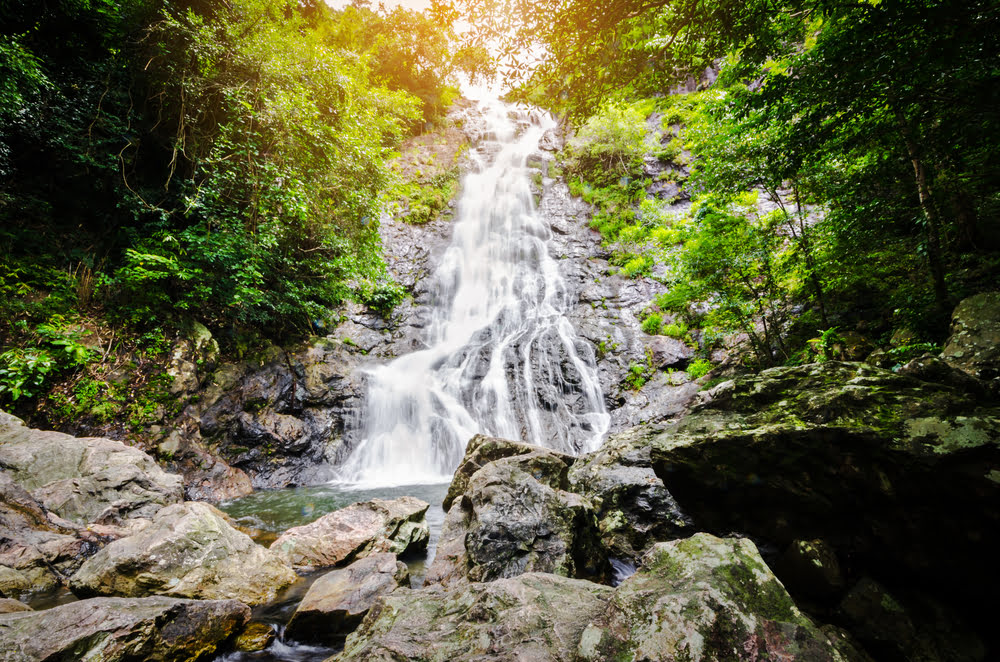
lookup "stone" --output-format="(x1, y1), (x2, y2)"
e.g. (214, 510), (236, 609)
(271, 497), (429, 571)
(0, 595), (250, 662)
(286, 552), (409, 644)
(426, 443), (609, 586)
(941, 291), (1000, 380)
(233, 621), (276, 652)
(577, 534), (863, 662)
(567, 428), (692, 561)
(839, 578), (984, 662)
(333, 572), (614, 662)
(0, 598), (30, 614)
(645, 335), (694, 369)
(0, 411), (184, 525)
(70, 501), (297, 606)
(629, 361), (1000, 644)
(776, 539), (844, 600)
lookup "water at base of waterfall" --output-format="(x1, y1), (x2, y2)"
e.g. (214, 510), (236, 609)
(337, 93), (610, 487)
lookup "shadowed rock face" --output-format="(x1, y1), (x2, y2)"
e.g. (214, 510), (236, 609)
(942, 291), (1000, 380)
(70, 501), (297, 606)
(334, 534), (861, 662)
(270, 496), (429, 571)
(0, 595), (250, 662)
(286, 552), (409, 645)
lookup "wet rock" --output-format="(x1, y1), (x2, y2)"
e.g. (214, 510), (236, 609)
(839, 577), (984, 662)
(941, 291), (1000, 380)
(71, 501), (297, 605)
(776, 539), (844, 600)
(0, 595), (250, 662)
(286, 552), (409, 644)
(426, 442), (609, 586)
(442, 434), (568, 511)
(0, 411), (183, 525)
(270, 497), (429, 571)
(233, 622), (276, 652)
(634, 361), (1000, 638)
(577, 534), (862, 662)
(334, 572), (614, 662)
(0, 598), (30, 614)
(568, 429), (692, 561)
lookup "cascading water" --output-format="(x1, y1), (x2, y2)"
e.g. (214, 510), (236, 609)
(338, 95), (610, 487)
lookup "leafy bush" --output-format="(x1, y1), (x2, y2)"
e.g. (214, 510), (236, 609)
(641, 313), (663, 335)
(662, 319), (690, 339)
(624, 362), (649, 390)
(563, 102), (649, 186)
(687, 358), (713, 379)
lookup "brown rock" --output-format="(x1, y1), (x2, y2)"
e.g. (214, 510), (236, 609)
(270, 497), (429, 571)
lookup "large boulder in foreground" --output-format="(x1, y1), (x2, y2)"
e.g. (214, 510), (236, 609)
(0, 411), (183, 525)
(286, 552), (409, 645)
(0, 595), (249, 661)
(334, 534), (859, 662)
(638, 361), (999, 639)
(425, 437), (609, 586)
(270, 497), (429, 571)
(941, 291), (1000, 380)
(578, 534), (862, 662)
(334, 572), (613, 662)
(71, 501), (296, 605)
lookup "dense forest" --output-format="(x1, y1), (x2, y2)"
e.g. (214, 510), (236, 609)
(1, 0), (998, 405)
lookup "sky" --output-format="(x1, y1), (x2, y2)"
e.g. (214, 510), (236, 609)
(325, 0), (435, 10)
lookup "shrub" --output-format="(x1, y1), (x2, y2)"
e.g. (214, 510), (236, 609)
(641, 313), (663, 335)
(687, 358), (713, 379)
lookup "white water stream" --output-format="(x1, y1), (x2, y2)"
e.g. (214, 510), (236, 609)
(337, 95), (609, 487)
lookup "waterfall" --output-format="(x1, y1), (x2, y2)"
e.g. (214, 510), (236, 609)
(337, 95), (610, 487)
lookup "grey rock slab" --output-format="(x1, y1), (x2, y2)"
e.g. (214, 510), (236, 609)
(0, 411), (183, 525)
(71, 501), (297, 605)
(0, 595), (250, 662)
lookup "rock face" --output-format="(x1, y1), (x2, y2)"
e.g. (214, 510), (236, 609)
(336, 534), (857, 662)
(0, 595), (250, 662)
(0, 411), (183, 525)
(577, 534), (859, 662)
(941, 291), (1000, 380)
(626, 361), (999, 648)
(270, 497), (429, 571)
(426, 437), (609, 586)
(285, 552), (409, 644)
(70, 501), (297, 605)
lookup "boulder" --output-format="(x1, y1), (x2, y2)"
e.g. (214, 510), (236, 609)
(0, 411), (183, 525)
(286, 552), (409, 644)
(568, 427), (692, 561)
(576, 534), (862, 662)
(334, 572), (614, 662)
(233, 622), (276, 652)
(426, 442), (609, 586)
(0, 472), (95, 593)
(0, 595), (249, 662)
(839, 577), (984, 662)
(941, 291), (1000, 380)
(634, 361), (1000, 641)
(442, 434), (561, 511)
(70, 501), (297, 605)
(776, 539), (844, 600)
(271, 497), (429, 571)
(645, 335), (694, 369)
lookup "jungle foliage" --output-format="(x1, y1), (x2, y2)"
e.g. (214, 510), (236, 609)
(0, 0), (470, 348)
(496, 0), (1000, 364)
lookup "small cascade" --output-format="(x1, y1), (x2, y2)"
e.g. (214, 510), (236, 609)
(338, 94), (610, 487)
